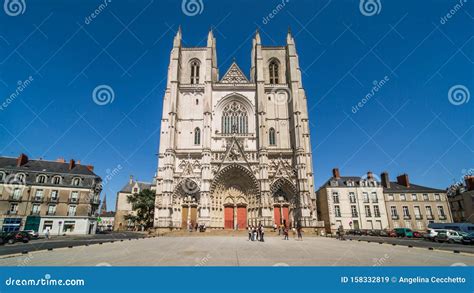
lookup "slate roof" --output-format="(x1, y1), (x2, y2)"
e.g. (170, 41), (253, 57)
(384, 182), (445, 193)
(320, 176), (370, 188)
(119, 181), (153, 193)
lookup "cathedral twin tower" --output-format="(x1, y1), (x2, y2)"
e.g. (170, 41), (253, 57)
(154, 28), (320, 230)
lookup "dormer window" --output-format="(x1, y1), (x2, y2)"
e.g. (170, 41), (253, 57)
(52, 176), (62, 185)
(37, 175), (47, 184)
(0, 172), (5, 181)
(72, 178), (81, 186)
(190, 59), (200, 84)
(269, 59), (279, 84)
(17, 173), (26, 182)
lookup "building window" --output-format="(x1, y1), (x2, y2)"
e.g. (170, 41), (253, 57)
(332, 192), (339, 204)
(70, 191), (79, 203)
(402, 206), (410, 218)
(390, 206), (398, 217)
(423, 194), (429, 201)
(269, 128), (276, 145)
(371, 192), (378, 203)
(9, 203), (18, 214)
(31, 204), (41, 215)
(434, 194), (441, 201)
(400, 194), (406, 201)
(221, 101), (248, 134)
(411, 194), (417, 201)
(72, 178), (81, 186)
(196, 99), (199, 105)
(363, 192), (369, 203)
(0, 172), (4, 181)
(437, 206), (446, 218)
(43, 220), (53, 230)
(365, 205), (372, 217)
(388, 194), (394, 201)
(269, 59), (279, 84)
(373, 205), (380, 217)
(68, 205), (77, 216)
(12, 188), (21, 199)
(52, 176), (62, 184)
(349, 192), (356, 203)
(334, 205), (341, 217)
(194, 128), (201, 145)
(17, 173), (25, 182)
(426, 206), (433, 219)
(63, 220), (76, 232)
(190, 59), (200, 84)
(50, 190), (58, 200)
(37, 175), (47, 183)
(34, 190), (44, 201)
(47, 205), (56, 215)
(351, 205), (358, 217)
(414, 206), (422, 219)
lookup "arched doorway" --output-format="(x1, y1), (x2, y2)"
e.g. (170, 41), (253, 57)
(271, 178), (297, 228)
(210, 164), (259, 229)
(173, 178), (200, 229)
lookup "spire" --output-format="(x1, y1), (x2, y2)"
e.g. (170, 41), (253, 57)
(100, 194), (107, 215)
(254, 29), (261, 45)
(207, 27), (214, 47)
(173, 25), (182, 47)
(287, 26), (294, 45)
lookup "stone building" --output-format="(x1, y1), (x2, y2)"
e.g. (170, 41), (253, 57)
(448, 176), (474, 224)
(154, 28), (320, 230)
(317, 168), (389, 233)
(0, 154), (101, 235)
(381, 172), (452, 230)
(114, 176), (154, 231)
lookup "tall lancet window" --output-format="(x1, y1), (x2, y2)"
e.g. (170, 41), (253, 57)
(269, 128), (276, 145)
(269, 60), (279, 84)
(221, 101), (248, 134)
(194, 127), (201, 145)
(190, 60), (200, 84)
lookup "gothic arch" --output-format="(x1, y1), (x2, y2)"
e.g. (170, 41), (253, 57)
(210, 164), (259, 194)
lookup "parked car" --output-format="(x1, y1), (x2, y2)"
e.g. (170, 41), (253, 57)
(387, 230), (397, 237)
(412, 231), (423, 238)
(379, 230), (389, 237)
(394, 228), (413, 238)
(2, 231), (30, 244)
(437, 230), (473, 244)
(424, 229), (447, 242)
(23, 230), (39, 239)
(460, 232), (474, 244)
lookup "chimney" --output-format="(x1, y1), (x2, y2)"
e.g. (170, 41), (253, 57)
(129, 175), (134, 184)
(367, 171), (373, 179)
(16, 153), (28, 167)
(76, 160), (81, 165)
(465, 176), (474, 191)
(86, 165), (94, 172)
(56, 157), (65, 163)
(397, 173), (410, 187)
(69, 159), (76, 170)
(332, 168), (340, 179)
(381, 172), (390, 188)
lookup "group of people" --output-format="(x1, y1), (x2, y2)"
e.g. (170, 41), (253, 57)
(273, 224), (303, 241)
(248, 225), (265, 242)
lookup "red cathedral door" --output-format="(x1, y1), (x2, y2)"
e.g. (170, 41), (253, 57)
(282, 206), (289, 228)
(274, 206), (281, 226)
(236, 206), (247, 230)
(181, 206), (189, 228)
(224, 206), (234, 229)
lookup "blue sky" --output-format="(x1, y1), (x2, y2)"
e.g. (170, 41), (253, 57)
(0, 0), (472, 210)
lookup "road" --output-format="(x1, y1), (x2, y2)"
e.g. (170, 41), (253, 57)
(0, 232), (145, 256)
(342, 235), (474, 254)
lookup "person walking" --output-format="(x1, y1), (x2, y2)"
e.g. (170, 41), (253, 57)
(337, 225), (344, 241)
(45, 228), (50, 240)
(260, 225), (265, 242)
(297, 226), (303, 241)
(248, 226), (252, 241)
(283, 227), (289, 240)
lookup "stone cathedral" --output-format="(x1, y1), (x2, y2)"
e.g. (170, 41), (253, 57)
(154, 28), (320, 231)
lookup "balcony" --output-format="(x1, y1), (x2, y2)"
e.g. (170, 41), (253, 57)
(32, 197), (43, 203)
(46, 211), (56, 216)
(426, 215), (434, 220)
(6, 210), (18, 215)
(67, 212), (76, 217)
(48, 197), (59, 203)
(439, 215), (447, 220)
(415, 215), (423, 220)
(8, 195), (22, 202)
(30, 211), (41, 216)
(351, 213), (358, 218)
(391, 214), (399, 220)
(403, 215), (411, 220)
(90, 198), (101, 205)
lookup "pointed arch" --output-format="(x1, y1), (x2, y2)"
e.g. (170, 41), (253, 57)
(194, 127), (201, 145)
(269, 127), (276, 145)
(190, 58), (200, 84)
(269, 58), (280, 84)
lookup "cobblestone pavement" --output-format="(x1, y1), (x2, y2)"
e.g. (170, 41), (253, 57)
(1, 236), (473, 266)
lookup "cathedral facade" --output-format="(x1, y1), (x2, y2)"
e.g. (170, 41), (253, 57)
(154, 28), (320, 230)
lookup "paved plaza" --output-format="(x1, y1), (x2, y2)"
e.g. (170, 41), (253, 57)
(1, 236), (473, 266)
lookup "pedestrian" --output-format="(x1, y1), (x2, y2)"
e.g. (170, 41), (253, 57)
(248, 226), (252, 241)
(273, 223), (277, 232)
(260, 225), (265, 242)
(297, 226), (303, 240)
(338, 225), (344, 241)
(45, 228), (50, 239)
(284, 227), (289, 240)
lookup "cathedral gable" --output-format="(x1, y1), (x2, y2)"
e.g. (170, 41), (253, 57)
(219, 62), (250, 84)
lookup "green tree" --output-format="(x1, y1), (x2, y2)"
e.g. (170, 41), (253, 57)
(125, 189), (155, 230)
